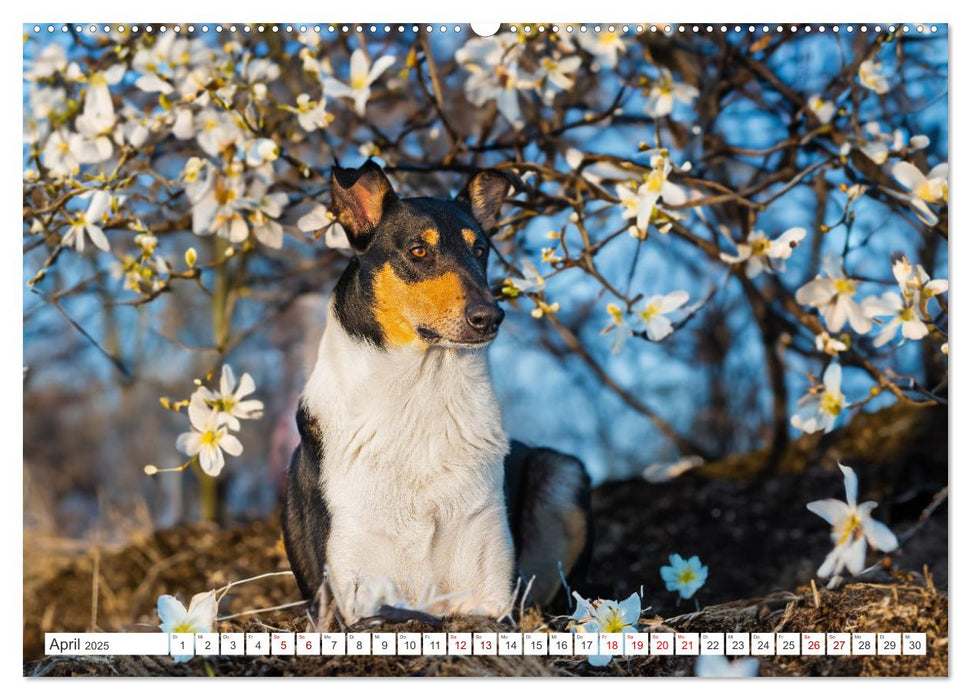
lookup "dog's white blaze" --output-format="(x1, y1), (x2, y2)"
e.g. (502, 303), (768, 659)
(303, 301), (515, 621)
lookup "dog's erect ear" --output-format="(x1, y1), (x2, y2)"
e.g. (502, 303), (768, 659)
(330, 160), (397, 251)
(458, 169), (518, 234)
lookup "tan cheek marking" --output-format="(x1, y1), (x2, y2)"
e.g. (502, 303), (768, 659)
(462, 228), (478, 246)
(372, 263), (466, 345)
(421, 228), (439, 246)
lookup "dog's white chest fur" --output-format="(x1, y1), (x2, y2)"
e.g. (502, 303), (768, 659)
(303, 305), (514, 619)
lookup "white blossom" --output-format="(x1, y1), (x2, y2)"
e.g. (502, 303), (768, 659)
(574, 30), (626, 71)
(570, 592), (640, 666)
(62, 190), (113, 252)
(892, 161), (948, 226)
(616, 154), (687, 238)
(858, 59), (890, 94)
(288, 93), (333, 133)
(791, 362), (845, 434)
(323, 48), (394, 117)
(176, 406), (244, 477)
(808, 94), (836, 124)
(455, 34), (533, 128)
(720, 227), (806, 277)
(807, 463), (898, 579)
(188, 364), (264, 432)
(795, 254), (872, 334)
(644, 68), (699, 118)
(27, 43), (68, 81)
(631, 290), (689, 342)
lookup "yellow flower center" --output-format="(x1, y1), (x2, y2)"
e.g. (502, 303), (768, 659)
(172, 621), (196, 633)
(215, 184), (236, 206)
(677, 568), (697, 585)
(820, 391), (844, 416)
(646, 168), (665, 193)
(606, 303), (624, 325)
(835, 511), (862, 546)
(751, 237), (770, 256)
(899, 307), (916, 322)
(833, 278), (856, 295)
(915, 181), (939, 203)
(640, 303), (660, 322)
(200, 430), (221, 447)
(599, 32), (617, 46)
(600, 608), (626, 633)
(351, 74), (368, 90)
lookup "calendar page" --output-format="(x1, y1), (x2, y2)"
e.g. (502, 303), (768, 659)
(21, 13), (949, 681)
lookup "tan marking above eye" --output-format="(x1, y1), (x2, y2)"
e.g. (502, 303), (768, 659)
(462, 228), (478, 246)
(421, 228), (440, 246)
(372, 263), (467, 346)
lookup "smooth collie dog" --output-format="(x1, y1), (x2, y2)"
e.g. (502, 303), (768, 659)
(282, 160), (591, 622)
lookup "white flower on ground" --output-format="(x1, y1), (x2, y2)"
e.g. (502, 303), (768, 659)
(616, 154), (687, 238)
(660, 554), (708, 599)
(455, 34), (533, 128)
(632, 290), (689, 342)
(644, 68), (699, 118)
(575, 30), (626, 71)
(891, 161), (948, 226)
(795, 254), (872, 334)
(791, 363), (845, 434)
(815, 331), (848, 356)
(807, 463), (898, 579)
(62, 191), (113, 252)
(158, 590), (217, 662)
(808, 95), (835, 124)
(323, 48), (395, 117)
(858, 59), (890, 94)
(696, 655), (759, 677)
(570, 592), (640, 666)
(189, 364), (264, 432)
(720, 227), (806, 278)
(176, 407), (244, 477)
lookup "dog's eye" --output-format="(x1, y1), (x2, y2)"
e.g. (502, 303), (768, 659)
(473, 246), (486, 258)
(409, 245), (428, 259)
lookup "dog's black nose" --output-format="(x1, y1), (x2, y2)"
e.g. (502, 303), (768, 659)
(466, 304), (504, 333)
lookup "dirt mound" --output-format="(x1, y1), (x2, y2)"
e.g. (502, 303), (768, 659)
(23, 403), (948, 676)
(25, 573), (946, 677)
